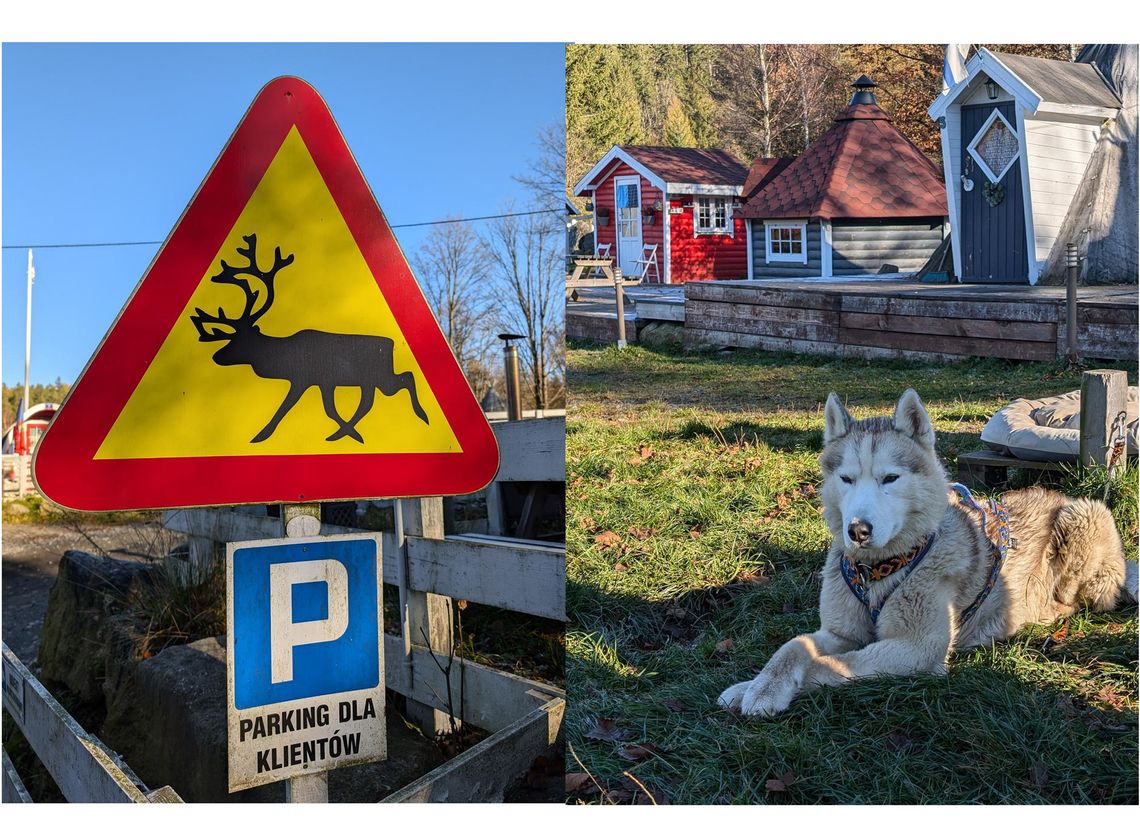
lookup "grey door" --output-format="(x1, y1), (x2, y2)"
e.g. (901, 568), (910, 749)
(959, 102), (1028, 283)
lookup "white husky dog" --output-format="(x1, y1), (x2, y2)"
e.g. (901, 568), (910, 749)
(719, 389), (1136, 718)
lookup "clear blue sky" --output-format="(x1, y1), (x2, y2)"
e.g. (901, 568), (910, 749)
(2, 42), (564, 386)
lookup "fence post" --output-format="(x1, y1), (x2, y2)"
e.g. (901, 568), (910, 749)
(280, 504), (329, 803)
(614, 271), (627, 349)
(1079, 369), (1129, 475)
(399, 496), (456, 735)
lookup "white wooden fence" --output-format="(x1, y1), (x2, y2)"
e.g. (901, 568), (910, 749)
(163, 415), (567, 799)
(1, 643), (183, 803)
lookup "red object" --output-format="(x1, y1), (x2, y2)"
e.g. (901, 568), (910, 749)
(741, 157), (794, 200)
(667, 196), (748, 280)
(620, 146), (748, 187)
(592, 159), (664, 272)
(741, 102), (948, 220)
(33, 77), (499, 512)
(580, 147), (750, 283)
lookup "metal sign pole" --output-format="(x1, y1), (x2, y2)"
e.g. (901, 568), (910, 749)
(281, 502), (329, 804)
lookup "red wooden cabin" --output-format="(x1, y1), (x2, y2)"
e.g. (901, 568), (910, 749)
(572, 145), (750, 284)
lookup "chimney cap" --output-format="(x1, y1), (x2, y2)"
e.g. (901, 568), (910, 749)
(849, 75), (879, 106)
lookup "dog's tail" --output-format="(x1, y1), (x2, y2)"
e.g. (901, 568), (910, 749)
(1051, 498), (1128, 611)
(1123, 560), (1139, 606)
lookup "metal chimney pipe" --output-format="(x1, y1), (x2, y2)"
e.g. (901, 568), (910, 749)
(499, 333), (525, 421)
(1065, 243), (1080, 366)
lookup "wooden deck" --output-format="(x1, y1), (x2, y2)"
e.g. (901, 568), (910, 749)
(683, 278), (1137, 362)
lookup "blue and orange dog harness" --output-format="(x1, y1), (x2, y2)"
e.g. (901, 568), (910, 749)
(839, 483), (1012, 626)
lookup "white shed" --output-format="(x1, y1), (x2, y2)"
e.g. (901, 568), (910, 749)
(929, 48), (1122, 284)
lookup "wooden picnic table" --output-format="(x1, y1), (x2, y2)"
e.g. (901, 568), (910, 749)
(566, 256), (618, 300)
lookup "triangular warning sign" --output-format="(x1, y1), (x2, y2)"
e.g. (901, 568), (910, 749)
(34, 77), (499, 511)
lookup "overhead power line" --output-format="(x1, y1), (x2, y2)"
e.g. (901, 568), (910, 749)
(2, 208), (560, 250)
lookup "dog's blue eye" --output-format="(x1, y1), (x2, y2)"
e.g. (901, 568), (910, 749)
(840, 476), (854, 484)
(882, 474), (899, 484)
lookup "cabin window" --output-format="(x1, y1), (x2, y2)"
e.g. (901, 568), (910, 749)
(695, 197), (731, 234)
(966, 108), (1020, 183)
(765, 221), (808, 264)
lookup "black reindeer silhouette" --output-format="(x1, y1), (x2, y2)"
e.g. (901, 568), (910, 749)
(190, 234), (429, 444)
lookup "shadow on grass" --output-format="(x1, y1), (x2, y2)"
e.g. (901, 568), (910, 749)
(567, 575), (1139, 805)
(663, 420), (822, 454)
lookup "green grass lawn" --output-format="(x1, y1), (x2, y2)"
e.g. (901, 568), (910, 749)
(566, 343), (1138, 804)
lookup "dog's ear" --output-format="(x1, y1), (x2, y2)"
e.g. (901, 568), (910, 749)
(823, 393), (853, 443)
(893, 388), (935, 448)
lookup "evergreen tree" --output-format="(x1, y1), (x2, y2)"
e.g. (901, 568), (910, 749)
(662, 96), (697, 147)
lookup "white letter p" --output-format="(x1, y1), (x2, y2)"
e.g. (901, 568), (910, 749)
(269, 559), (349, 684)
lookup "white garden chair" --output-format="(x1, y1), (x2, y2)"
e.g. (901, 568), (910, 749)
(631, 244), (660, 284)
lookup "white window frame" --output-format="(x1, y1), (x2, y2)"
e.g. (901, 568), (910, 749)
(764, 220), (808, 264)
(693, 196), (733, 237)
(966, 108), (1021, 184)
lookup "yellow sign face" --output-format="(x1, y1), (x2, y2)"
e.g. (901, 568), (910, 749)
(97, 127), (461, 460)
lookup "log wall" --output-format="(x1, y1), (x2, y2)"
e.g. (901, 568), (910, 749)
(684, 281), (1136, 362)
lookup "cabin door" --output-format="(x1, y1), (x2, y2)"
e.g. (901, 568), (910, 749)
(614, 176), (643, 274)
(959, 102), (1028, 283)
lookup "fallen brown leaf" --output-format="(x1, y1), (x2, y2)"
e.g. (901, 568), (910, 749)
(1093, 685), (1127, 710)
(765, 769), (797, 792)
(885, 730), (914, 753)
(613, 562), (630, 573)
(565, 772), (594, 794)
(585, 717), (632, 743)
(618, 742), (667, 761)
(628, 526), (658, 540)
(594, 531), (622, 548)
(689, 526), (703, 539)
(714, 638), (735, 658)
(628, 444), (655, 465)
(662, 698), (687, 713)
(736, 570), (770, 585)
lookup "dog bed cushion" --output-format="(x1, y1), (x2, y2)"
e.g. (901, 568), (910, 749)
(980, 388), (1138, 461)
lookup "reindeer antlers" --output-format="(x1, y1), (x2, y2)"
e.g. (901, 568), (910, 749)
(190, 234), (295, 341)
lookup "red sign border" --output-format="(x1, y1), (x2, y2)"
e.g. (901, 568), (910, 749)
(34, 77), (499, 511)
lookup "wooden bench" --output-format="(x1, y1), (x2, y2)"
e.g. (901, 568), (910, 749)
(955, 449), (1069, 490)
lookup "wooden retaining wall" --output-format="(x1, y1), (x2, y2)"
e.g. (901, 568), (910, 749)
(684, 282), (1137, 362)
(565, 303), (638, 344)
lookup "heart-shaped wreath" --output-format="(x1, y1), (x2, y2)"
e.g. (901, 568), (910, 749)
(983, 180), (1005, 207)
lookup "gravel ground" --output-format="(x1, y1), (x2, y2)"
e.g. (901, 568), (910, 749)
(1, 522), (179, 663)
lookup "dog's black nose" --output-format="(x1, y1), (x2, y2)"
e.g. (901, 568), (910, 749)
(848, 520), (873, 544)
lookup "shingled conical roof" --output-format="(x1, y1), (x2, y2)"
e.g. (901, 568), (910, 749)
(741, 79), (948, 220)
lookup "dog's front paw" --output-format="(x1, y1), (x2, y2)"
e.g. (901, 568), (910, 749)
(739, 675), (797, 717)
(717, 680), (752, 711)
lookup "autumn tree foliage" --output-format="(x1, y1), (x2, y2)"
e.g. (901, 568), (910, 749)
(566, 43), (1077, 186)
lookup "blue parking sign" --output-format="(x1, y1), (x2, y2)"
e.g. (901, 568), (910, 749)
(226, 534), (386, 792)
(231, 538), (380, 708)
